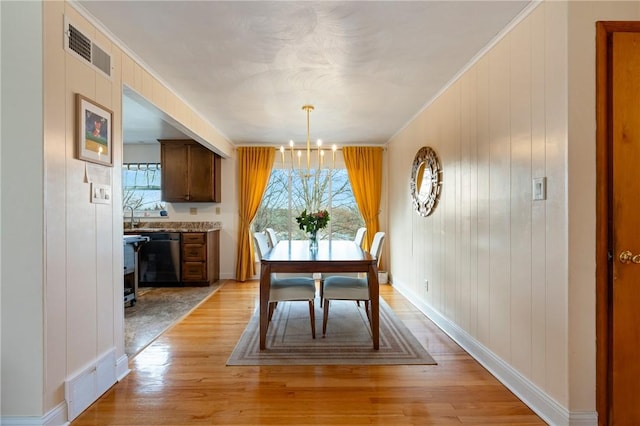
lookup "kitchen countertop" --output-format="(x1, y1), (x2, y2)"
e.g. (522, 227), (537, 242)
(124, 221), (221, 233)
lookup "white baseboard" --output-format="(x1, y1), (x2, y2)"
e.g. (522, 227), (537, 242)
(116, 353), (131, 381)
(43, 402), (68, 426)
(2, 351), (128, 426)
(0, 402), (68, 426)
(65, 348), (117, 421)
(390, 279), (597, 426)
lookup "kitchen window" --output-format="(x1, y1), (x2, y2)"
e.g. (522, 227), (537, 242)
(122, 163), (166, 217)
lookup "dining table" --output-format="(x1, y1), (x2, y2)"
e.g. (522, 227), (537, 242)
(259, 239), (380, 350)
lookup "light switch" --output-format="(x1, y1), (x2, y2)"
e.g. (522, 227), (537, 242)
(90, 183), (111, 204)
(532, 177), (547, 201)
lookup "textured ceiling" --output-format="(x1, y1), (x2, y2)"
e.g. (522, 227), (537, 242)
(77, 1), (532, 146)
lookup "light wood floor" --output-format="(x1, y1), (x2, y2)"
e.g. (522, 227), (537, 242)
(72, 281), (546, 425)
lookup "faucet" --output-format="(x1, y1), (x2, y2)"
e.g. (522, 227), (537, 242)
(125, 205), (137, 229)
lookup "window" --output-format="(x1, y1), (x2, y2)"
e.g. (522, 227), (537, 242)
(254, 166), (364, 241)
(122, 163), (166, 216)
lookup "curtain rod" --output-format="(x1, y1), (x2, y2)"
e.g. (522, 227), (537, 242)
(234, 145), (387, 151)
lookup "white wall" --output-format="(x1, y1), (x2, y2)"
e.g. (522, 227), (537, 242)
(390, 0), (555, 418)
(1, 1), (235, 420)
(1, 1), (45, 415)
(387, 1), (640, 423)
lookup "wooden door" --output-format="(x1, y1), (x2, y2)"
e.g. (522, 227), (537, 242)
(597, 23), (640, 425)
(610, 31), (640, 424)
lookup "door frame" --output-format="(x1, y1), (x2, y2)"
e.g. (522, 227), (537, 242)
(595, 21), (640, 426)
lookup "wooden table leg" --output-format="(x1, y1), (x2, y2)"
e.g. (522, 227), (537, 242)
(259, 262), (271, 350)
(368, 263), (379, 350)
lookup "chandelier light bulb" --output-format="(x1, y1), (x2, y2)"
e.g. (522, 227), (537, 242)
(332, 144), (337, 168)
(289, 140), (294, 167)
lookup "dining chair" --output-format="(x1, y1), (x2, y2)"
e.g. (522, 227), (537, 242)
(253, 232), (317, 338)
(265, 228), (278, 248)
(319, 227), (368, 306)
(354, 227), (367, 247)
(321, 231), (385, 337)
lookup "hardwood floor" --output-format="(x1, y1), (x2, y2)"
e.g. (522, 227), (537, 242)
(72, 281), (545, 425)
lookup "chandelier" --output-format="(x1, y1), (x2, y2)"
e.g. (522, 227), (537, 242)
(280, 105), (337, 174)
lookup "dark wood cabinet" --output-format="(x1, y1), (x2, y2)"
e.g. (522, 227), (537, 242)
(180, 230), (220, 286)
(159, 139), (221, 202)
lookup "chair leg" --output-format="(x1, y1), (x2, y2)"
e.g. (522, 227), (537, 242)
(322, 300), (329, 337)
(308, 300), (316, 339)
(364, 300), (371, 323)
(319, 281), (324, 307)
(268, 302), (275, 321)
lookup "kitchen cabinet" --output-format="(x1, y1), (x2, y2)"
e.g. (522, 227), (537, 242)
(159, 139), (221, 202)
(181, 230), (220, 286)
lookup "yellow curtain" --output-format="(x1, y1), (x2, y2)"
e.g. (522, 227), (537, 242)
(235, 147), (275, 281)
(343, 146), (383, 254)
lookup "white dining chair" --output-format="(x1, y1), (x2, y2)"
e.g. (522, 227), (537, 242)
(261, 229), (314, 281)
(253, 232), (317, 338)
(321, 231), (385, 337)
(354, 227), (367, 247)
(319, 227), (367, 306)
(265, 228), (278, 248)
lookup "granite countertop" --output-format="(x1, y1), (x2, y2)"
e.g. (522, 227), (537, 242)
(124, 221), (221, 233)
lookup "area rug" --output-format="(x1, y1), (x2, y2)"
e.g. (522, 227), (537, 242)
(125, 284), (220, 357)
(227, 297), (436, 366)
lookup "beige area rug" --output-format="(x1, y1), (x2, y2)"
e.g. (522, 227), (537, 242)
(125, 284), (220, 357)
(227, 297), (436, 366)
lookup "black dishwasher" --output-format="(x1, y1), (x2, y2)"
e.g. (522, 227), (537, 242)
(138, 232), (181, 285)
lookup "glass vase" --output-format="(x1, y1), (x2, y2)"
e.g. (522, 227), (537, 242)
(308, 230), (318, 251)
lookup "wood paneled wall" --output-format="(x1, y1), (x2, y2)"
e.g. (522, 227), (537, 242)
(388, 1), (569, 408)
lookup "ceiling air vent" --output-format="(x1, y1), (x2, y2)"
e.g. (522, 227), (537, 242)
(64, 16), (112, 79)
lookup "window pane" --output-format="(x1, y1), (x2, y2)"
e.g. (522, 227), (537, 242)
(253, 169), (289, 240)
(122, 163), (166, 212)
(327, 169), (364, 240)
(254, 167), (364, 241)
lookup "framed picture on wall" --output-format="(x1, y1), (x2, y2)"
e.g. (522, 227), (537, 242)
(76, 94), (113, 167)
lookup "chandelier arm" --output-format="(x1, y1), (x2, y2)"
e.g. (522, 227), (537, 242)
(302, 105), (314, 177)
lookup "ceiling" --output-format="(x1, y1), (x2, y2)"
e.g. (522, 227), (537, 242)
(77, 1), (532, 146)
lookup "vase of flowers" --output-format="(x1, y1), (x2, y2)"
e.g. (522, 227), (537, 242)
(295, 209), (330, 250)
(308, 229), (318, 250)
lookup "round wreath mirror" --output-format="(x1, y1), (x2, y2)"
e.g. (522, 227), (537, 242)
(410, 146), (442, 217)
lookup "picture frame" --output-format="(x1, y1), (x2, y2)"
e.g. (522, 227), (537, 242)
(76, 94), (113, 167)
